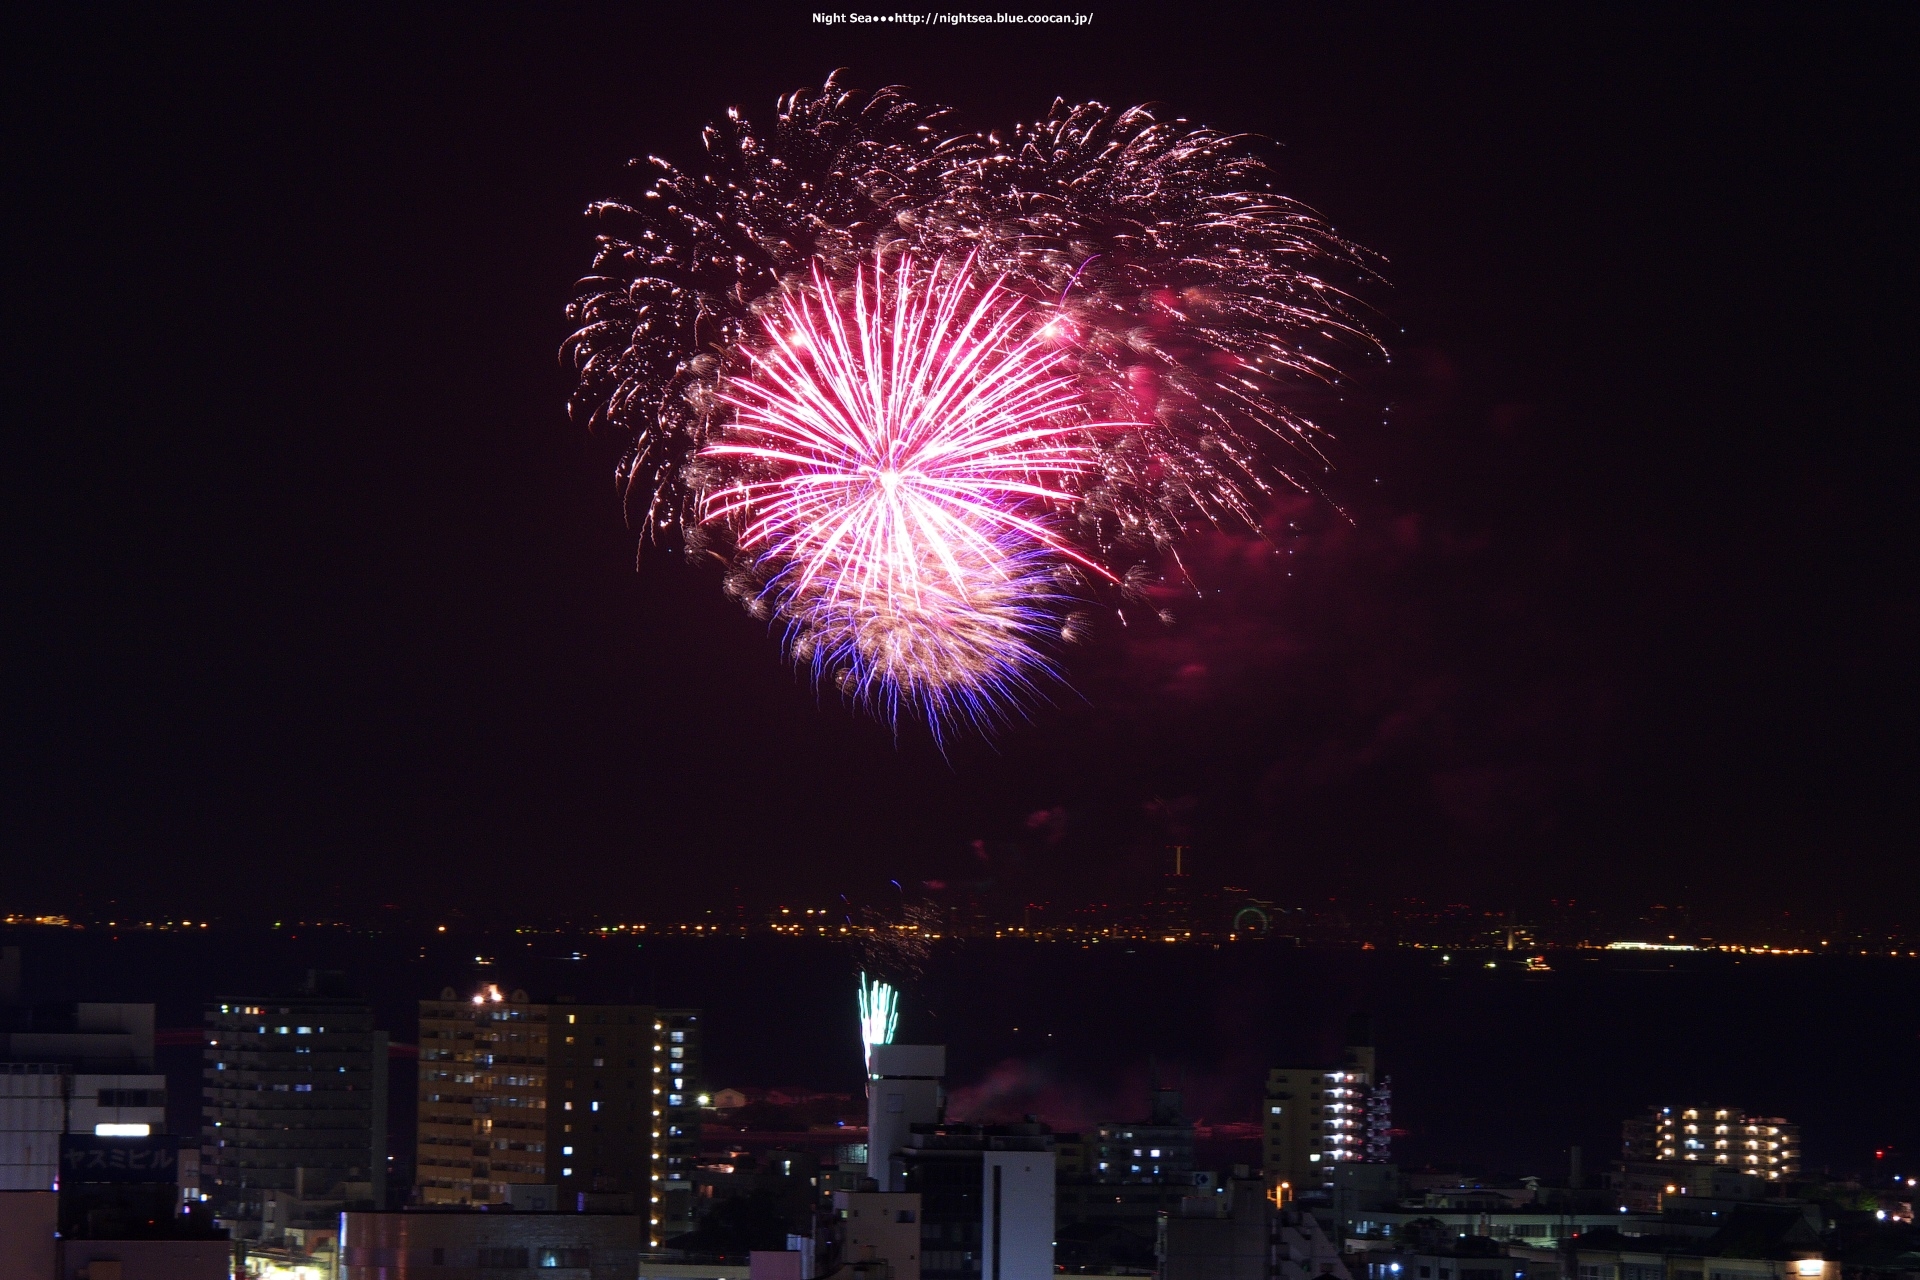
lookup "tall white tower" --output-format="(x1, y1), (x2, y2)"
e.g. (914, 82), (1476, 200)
(866, 1043), (944, 1191)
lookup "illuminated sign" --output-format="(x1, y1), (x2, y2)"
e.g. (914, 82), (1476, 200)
(60, 1134), (178, 1184)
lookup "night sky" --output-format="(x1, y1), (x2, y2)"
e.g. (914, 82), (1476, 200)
(7, 7), (1913, 923)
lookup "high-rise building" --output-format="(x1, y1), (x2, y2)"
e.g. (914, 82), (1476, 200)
(1621, 1106), (1800, 1181)
(859, 1043), (1055, 1280)
(1263, 1028), (1391, 1197)
(900, 1123), (1055, 1280)
(200, 975), (389, 1243)
(414, 985), (702, 1245)
(1, 948), (167, 1193)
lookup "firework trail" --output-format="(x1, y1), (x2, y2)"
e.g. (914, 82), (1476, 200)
(854, 897), (939, 990)
(857, 972), (899, 1075)
(566, 74), (1381, 736)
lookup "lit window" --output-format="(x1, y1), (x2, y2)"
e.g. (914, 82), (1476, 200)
(562, 1146), (573, 1156)
(591, 1101), (600, 1112)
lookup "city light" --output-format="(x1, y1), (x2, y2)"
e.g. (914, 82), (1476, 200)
(247, 1264), (327, 1280)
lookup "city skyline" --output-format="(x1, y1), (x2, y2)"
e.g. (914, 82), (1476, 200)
(6, 938), (1914, 1279)
(2, 7), (1913, 1276)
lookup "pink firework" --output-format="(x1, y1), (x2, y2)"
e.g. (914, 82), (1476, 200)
(569, 81), (1386, 740)
(702, 254), (1126, 732)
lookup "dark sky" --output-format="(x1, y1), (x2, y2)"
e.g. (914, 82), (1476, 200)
(6, 6), (1914, 923)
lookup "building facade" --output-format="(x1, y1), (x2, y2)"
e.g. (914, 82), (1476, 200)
(1341, 1206), (1666, 1248)
(0, 1189), (57, 1278)
(899, 1124), (1055, 1280)
(1057, 1089), (1205, 1271)
(414, 986), (702, 1244)
(1160, 1179), (1273, 1280)
(2, 984), (166, 1193)
(201, 983), (388, 1242)
(833, 1189), (924, 1280)
(1353, 1245), (1526, 1280)
(1620, 1107), (1800, 1184)
(1161, 1182), (1354, 1280)
(1090, 1088), (1195, 1183)
(1264, 1038), (1390, 1196)
(1505, 1213), (1827, 1280)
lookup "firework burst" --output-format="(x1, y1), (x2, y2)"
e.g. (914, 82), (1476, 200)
(704, 253), (1123, 733)
(566, 74), (1382, 735)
